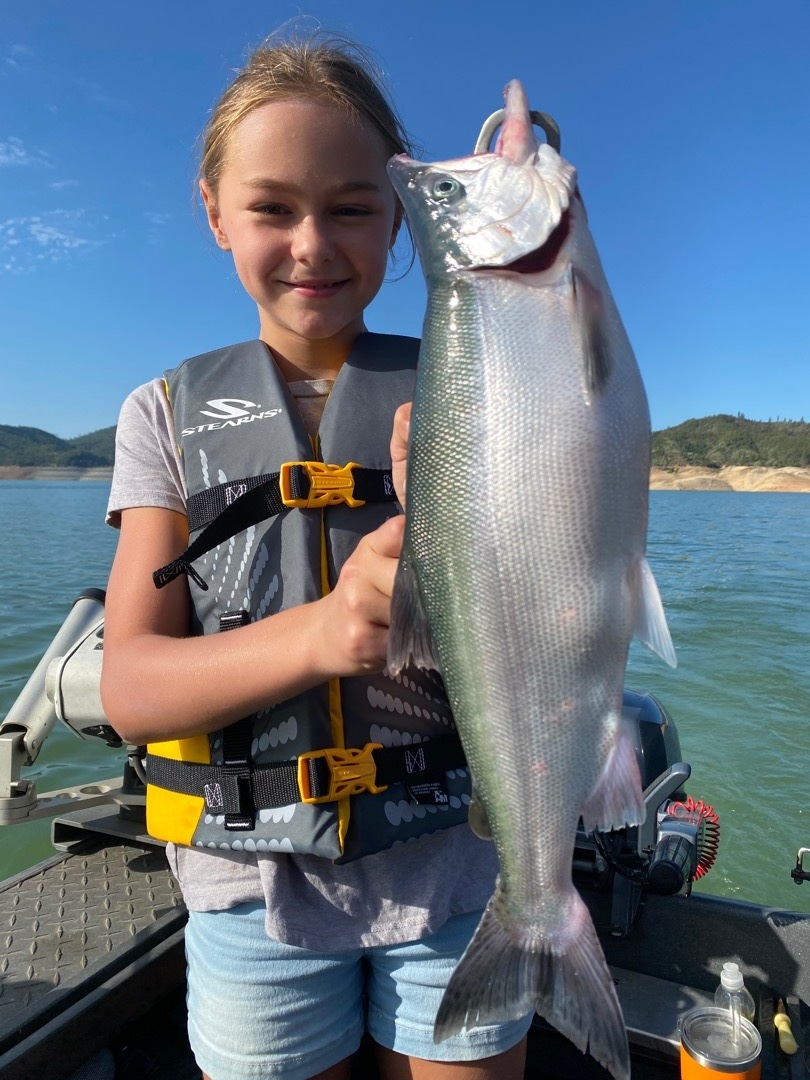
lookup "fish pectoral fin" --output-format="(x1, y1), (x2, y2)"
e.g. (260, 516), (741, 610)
(582, 719), (645, 833)
(634, 557), (677, 668)
(387, 554), (440, 673)
(468, 789), (494, 841)
(435, 887), (630, 1080)
(572, 266), (612, 397)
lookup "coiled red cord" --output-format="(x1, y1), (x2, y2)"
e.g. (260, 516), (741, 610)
(667, 797), (720, 879)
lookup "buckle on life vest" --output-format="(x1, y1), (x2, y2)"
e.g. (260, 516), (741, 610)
(297, 743), (387, 804)
(279, 461), (366, 509)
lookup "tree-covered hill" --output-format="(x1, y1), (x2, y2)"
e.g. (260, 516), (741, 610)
(2, 415), (809, 470)
(0, 425), (116, 467)
(652, 415), (810, 469)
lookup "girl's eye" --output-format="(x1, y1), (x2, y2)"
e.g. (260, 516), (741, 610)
(256, 203), (289, 215)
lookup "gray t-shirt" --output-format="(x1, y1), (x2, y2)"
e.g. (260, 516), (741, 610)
(107, 377), (498, 950)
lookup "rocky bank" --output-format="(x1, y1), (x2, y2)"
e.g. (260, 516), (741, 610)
(649, 465), (810, 492)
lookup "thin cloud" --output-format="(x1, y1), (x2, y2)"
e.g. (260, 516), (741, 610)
(0, 138), (30, 166)
(0, 136), (50, 168)
(4, 44), (34, 68)
(144, 210), (171, 245)
(0, 209), (106, 272)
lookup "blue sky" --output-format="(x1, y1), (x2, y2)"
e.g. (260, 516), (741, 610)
(1, 0), (808, 438)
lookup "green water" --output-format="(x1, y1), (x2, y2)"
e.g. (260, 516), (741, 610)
(1, 482), (808, 913)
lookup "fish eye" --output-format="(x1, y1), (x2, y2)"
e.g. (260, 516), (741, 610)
(431, 177), (462, 200)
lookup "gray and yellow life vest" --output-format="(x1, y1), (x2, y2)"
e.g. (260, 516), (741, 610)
(146, 334), (471, 862)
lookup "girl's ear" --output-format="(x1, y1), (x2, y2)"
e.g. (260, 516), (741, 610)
(200, 179), (231, 251)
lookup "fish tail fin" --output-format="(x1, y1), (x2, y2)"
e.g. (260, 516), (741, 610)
(388, 551), (440, 673)
(435, 887), (630, 1080)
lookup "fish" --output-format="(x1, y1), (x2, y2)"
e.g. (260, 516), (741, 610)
(386, 79), (676, 1080)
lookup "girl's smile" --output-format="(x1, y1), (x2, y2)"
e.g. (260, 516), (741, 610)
(200, 99), (400, 378)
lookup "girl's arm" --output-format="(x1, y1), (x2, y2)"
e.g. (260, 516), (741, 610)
(100, 505), (405, 745)
(101, 403), (412, 746)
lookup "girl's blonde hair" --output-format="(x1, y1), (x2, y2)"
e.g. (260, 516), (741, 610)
(199, 29), (416, 195)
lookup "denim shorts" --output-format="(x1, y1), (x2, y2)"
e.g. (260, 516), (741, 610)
(185, 903), (534, 1080)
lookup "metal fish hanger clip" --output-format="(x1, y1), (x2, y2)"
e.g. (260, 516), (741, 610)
(474, 108), (561, 154)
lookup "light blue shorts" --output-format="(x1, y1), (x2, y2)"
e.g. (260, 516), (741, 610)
(185, 903), (533, 1080)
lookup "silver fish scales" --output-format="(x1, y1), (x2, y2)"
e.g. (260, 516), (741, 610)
(387, 80), (676, 1080)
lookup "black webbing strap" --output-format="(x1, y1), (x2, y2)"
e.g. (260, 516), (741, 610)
(146, 733), (466, 816)
(145, 754), (315, 815)
(153, 465), (396, 590)
(218, 610), (256, 831)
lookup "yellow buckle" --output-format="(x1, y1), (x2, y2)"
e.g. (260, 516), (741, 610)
(279, 461), (365, 509)
(297, 744), (387, 804)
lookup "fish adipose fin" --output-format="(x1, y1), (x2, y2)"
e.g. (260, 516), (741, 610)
(634, 557), (677, 668)
(388, 555), (440, 674)
(434, 886), (630, 1080)
(582, 720), (645, 833)
(572, 266), (612, 396)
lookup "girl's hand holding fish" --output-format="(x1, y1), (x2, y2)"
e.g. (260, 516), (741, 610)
(315, 403), (410, 675)
(319, 513), (405, 675)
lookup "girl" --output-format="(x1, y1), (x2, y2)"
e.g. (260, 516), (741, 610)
(101, 29), (533, 1080)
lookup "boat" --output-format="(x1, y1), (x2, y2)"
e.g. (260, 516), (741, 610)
(1, 590), (808, 1080)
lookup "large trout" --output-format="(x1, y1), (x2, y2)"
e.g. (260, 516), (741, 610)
(387, 80), (676, 1080)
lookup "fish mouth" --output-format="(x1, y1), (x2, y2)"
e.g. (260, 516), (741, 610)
(501, 208), (571, 274)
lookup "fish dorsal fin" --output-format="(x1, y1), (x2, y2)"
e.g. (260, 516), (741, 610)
(634, 558), (677, 668)
(388, 553), (440, 673)
(572, 266), (612, 396)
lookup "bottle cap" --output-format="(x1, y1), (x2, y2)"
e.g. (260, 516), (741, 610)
(720, 961), (744, 990)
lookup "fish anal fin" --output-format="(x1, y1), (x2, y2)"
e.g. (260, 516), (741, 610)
(572, 266), (612, 396)
(582, 720), (645, 833)
(634, 557), (677, 668)
(387, 554), (440, 674)
(435, 887), (630, 1080)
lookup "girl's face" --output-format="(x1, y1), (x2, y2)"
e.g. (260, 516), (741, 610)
(201, 99), (400, 375)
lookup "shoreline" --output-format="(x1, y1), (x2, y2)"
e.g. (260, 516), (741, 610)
(1, 464), (809, 492)
(0, 466), (114, 482)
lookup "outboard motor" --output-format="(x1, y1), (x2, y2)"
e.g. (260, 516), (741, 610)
(573, 690), (720, 937)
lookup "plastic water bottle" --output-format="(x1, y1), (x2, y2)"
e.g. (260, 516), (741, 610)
(714, 962), (756, 1023)
(715, 961), (756, 1052)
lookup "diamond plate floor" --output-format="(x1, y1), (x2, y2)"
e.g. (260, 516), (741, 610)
(0, 838), (186, 1078)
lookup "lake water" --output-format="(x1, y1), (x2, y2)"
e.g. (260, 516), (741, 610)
(1, 482), (808, 913)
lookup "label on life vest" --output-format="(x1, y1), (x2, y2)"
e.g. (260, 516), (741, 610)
(407, 779), (450, 806)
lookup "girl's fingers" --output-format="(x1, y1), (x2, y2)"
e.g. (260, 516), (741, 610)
(390, 401), (412, 504)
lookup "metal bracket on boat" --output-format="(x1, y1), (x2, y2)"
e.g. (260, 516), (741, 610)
(791, 847), (810, 884)
(474, 108), (562, 155)
(0, 589), (129, 826)
(636, 761), (692, 859)
(0, 772), (128, 824)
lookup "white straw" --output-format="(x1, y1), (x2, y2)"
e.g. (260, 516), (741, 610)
(730, 994), (742, 1050)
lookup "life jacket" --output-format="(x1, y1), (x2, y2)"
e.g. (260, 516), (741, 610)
(145, 335), (470, 862)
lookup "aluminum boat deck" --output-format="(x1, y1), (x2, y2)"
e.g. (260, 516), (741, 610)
(3, 816), (809, 1079)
